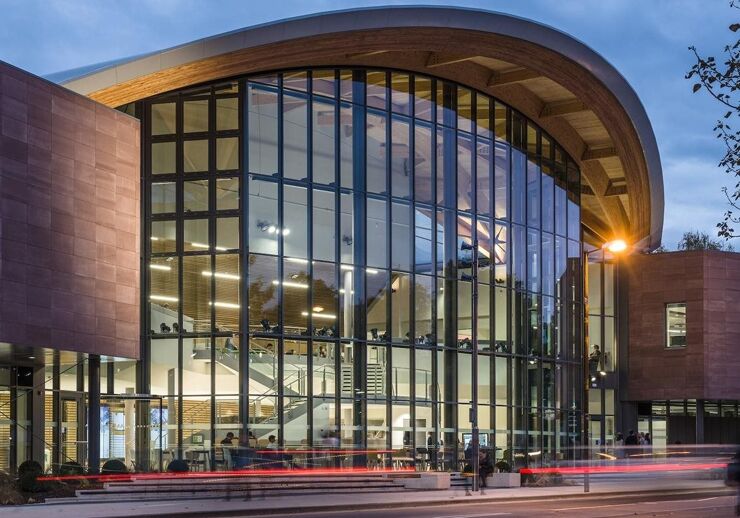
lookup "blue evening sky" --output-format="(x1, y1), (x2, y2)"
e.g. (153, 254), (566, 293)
(1, 0), (734, 248)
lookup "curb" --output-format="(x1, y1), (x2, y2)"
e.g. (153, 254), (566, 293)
(139, 487), (736, 517)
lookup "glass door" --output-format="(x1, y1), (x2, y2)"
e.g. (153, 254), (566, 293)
(60, 393), (86, 469)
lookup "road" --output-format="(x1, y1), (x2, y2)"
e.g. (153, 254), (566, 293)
(246, 494), (738, 518)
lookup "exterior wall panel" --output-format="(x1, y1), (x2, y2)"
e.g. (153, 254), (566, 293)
(0, 61), (140, 359)
(626, 250), (740, 401)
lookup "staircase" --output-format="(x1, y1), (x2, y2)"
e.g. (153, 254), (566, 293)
(45, 473), (420, 504)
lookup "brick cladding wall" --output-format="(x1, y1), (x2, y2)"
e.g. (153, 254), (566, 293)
(0, 61), (140, 359)
(626, 250), (740, 401)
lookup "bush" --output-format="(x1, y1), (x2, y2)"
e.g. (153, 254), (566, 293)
(58, 462), (84, 476)
(18, 460), (42, 478)
(495, 460), (511, 473)
(167, 459), (189, 473)
(18, 471), (40, 493)
(101, 459), (128, 474)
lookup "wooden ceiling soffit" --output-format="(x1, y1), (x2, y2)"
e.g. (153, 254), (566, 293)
(581, 160), (628, 237)
(487, 68), (541, 87)
(345, 50), (389, 59)
(604, 178), (628, 197)
(582, 146), (618, 161)
(425, 52), (474, 68)
(539, 99), (589, 119)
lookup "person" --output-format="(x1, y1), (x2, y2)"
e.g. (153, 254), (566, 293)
(479, 450), (494, 488)
(615, 432), (624, 459)
(427, 432), (435, 447)
(266, 434), (278, 450)
(644, 432), (652, 456)
(318, 344), (328, 358)
(726, 449), (739, 515)
(588, 344), (602, 374)
(220, 432), (234, 470)
(225, 334), (237, 352)
(426, 432), (438, 470)
(248, 430), (258, 448)
(624, 430), (638, 459)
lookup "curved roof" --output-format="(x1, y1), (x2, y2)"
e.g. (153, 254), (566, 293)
(54, 6), (664, 249)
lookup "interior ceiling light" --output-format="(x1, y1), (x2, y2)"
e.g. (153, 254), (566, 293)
(301, 311), (336, 319)
(191, 242), (210, 249)
(202, 271), (240, 280)
(150, 264), (171, 271)
(313, 306), (324, 312)
(272, 280), (309, 289)
(208, 301), (240, 309)
(150, 295), (178, 302)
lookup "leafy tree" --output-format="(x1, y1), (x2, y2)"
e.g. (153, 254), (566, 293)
(677, 230), (734, 251)
(686, 1), (740, 238)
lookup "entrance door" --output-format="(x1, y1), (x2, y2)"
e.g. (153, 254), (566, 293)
(60, 393), (86, 469)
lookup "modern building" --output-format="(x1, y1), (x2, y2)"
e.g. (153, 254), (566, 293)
(5, 6), (731, 476)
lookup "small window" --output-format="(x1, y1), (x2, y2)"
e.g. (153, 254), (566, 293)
(666, 302), (686, 348)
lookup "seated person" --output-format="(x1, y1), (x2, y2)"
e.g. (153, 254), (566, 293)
(220, 432), (235, 470)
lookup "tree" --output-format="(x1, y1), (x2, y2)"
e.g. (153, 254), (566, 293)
(676, 230), (734, 251)
(686, 1), (740, 239)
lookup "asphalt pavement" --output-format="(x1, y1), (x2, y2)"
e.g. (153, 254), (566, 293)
(246, 493), (738, 518)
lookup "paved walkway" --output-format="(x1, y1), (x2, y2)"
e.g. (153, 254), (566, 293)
(0, 477), (731, 517)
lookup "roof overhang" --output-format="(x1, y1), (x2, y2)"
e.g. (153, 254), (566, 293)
(54, 6), (664, 249)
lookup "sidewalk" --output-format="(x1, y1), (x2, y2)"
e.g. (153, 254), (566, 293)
(0, 477), (731, 517)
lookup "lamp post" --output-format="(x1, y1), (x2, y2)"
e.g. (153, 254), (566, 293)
(461, 239), (480, 492)
(582, 239), (628, 493)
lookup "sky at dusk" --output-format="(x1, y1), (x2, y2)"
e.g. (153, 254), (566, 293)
(1, 0), (735, 249)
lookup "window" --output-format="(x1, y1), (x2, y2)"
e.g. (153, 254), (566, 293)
(666, 302), (686, 348)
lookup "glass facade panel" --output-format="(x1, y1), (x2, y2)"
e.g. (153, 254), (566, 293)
(143, 68), (582, 467)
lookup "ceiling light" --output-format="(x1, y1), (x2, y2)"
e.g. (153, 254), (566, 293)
(282, 228), (291, 235)
(28, 356), (35, 360)
(202, 271), (240, 280)
(150, 295), (178, 302)
(366, 268), (379, 275)
(272, 280), (309, 289)
(150, 264), (171, 271)
(191, 242), (210, 249)
(340, 265), (354, 271)
(150, 236), (160, 241)
(313, 306), (324, 312)
(287, 258), (309, 264)
(267, 225), (276, 234)
(208, 301), (240, 309)
(301, 311), (336, 319)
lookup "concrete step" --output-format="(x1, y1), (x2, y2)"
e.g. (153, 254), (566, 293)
(107, 475), (397, 487)
(93, 480), (399, 493)
(46, 484), (407, 504)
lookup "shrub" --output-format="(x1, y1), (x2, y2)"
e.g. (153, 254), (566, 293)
(101, 459), (128, 474)
(495, 460), (511, 473)
(18, 460), (42, 478)
(18, 471), (40, 493)
(167, 459), (189, 473)
(59, 461), (83, 476)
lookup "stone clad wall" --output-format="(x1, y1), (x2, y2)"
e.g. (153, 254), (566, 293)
(626, 250), (740, 401)
(0, 61), (140, 359)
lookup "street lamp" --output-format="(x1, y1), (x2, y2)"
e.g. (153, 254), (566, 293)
(582, 238), (629, 492)
(460, 239), (481, 492)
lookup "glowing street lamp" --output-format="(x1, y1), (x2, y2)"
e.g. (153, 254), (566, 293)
(601, 239), (629, 254)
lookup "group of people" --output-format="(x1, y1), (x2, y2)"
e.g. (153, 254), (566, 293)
(218, 431), (279, 469)
(613, 430), (651, 458)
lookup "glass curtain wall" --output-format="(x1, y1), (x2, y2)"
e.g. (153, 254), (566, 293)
(586, 251), (617, 451)
(144, 68), (583, 470)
